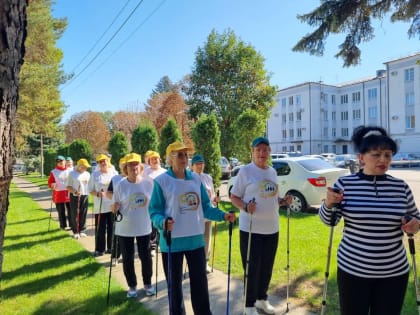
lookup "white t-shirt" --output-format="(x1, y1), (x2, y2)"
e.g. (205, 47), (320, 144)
(143, 166), (167, 179)
(231, 162), (279, 234)
(88, 169), (118, 214)
(113, 176), (153, 237)
(66, 170), (90, 195)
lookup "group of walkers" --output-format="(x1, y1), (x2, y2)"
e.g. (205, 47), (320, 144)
(47, 125), (420, 315)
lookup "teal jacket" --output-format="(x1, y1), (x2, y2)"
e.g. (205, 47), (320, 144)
(149, 168), (226, 252)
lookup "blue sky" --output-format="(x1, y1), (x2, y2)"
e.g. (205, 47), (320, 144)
(54, 0), (419, 123)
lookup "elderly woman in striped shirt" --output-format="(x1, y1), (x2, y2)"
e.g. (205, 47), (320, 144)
(319, 125), (420, 315)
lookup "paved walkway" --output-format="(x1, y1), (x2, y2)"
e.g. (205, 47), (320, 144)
(12, 176), (316, 315)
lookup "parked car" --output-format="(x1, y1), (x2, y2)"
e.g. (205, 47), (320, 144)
(270, 153), (290, 160)
(228, 157), (349, 212)
(220, 156), (231, 179)
(304, 154), (329, 162)
(320, 153), (336, 164)
(334, 154), (360, 173)
(391, 153), (420, 168)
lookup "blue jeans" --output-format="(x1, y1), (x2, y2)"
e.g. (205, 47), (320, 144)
(161, 247), (211, 315)
(240, 231), (278, 307)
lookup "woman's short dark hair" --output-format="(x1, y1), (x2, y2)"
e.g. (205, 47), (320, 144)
(351, 125), (398, 154)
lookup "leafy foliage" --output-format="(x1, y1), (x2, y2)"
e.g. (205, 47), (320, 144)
(16, 0), (67, 152)
(293, 0), (420, 66)
(191, 113), (222, 187)
(109, 111), (143, 148)
(150, 75), (178, 97)
(131, 123), (159, 157)
(158, 118), (182, 160)
(64, 111), (110, 156)
(68, 139), (92, 163)
(108, 131), (129, 170)
(185, 29), (277, 158)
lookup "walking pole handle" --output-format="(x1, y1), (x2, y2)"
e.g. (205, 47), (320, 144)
(164, 217), (173, 246)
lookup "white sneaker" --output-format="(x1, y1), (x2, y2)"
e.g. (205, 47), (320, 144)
(112, 258), (118, 266)
(255, 299), (275, 314)
(73, 233), (80, 239)
(151, 250), (155, 257)
(244, 307), (258, 315)
(127, 287), (138, 298)
(144, 285), (156, 296)
(80, 232), (87, 237)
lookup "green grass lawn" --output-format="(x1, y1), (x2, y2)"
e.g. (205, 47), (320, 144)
(1, 182), (154, 315)
(8, 173), (420, 314)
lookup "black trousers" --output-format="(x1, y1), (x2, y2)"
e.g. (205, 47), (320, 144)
(240, 230), (278, 307)
(337, 268), (409, 315)
(119, 234), (152, 288)
(69, 195), (88, 234)
(56, 202), (70, 229)
(95, 211), (113, 252)
(161, 247), (211, 315)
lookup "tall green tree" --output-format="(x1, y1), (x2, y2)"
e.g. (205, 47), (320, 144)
(131, 123), (159, 157)
(159, 118), (181, 160)
(186, 29), (277, 159)
(293, 0), (420, 67)
(68, 139), (92, 164)
(108, 131), (129, 171)
(16, 0), (67, 153)
(191, 113), (221, 187)
(150, 75), (178, 97)
(232, 109), (266, 163)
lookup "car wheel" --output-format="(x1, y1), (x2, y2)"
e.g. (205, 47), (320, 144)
(288, 191), (307, 213)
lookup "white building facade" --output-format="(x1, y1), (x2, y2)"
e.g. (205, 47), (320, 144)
(267, 52), (420, 155)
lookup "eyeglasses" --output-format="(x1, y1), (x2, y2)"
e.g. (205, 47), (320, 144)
(172, 152), (188, 158)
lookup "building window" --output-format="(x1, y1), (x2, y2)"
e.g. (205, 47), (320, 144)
(353, 109), (361, 119)
(322, 93), (328, 104)
(323, 127), (328, 137)
(289, 129), (294, 138)
(323, 145), (329, 153)
(368, 106), (377, 119)
(406, 92), (415, 106)
(332, 128), (336, 137)
(282, 98), (287, 106)
(352, 91), (361, 102)
(296, 111), (302, 121)
(331, 95), (336, 105)
(368, 88), (377, 100)
(323, 110), (328, 121)
(340, 94), (348, 104)
(332, 111), (336, 121)
(282, 146), (287, 152)
(289, 145), (294, 152)
(297, 128), (302, 137)
(282, 114), (286, 122)
(289, 96), (293, 105)
(341, 111), (349, 120)
(296, 95), (301, 105)
(406, 115), (415, 129)
(297, 144), (302, 152)
(405, 68), (414, 82)
(282, 129), (287, 139)
(288, 113), (294, 121)
(341, 128), (349, 137)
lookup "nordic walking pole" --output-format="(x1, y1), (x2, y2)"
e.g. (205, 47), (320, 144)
(95, 190), (103, 240)
(243, 198), (255, 314)
(164, 217), (173, 315)
(155, 229), (159, 298)
(321, 188), (340, 315)
(226, 210), (235, 315)
(211, 190), (220, 272)
(76, 186), (81, 236)
(107, 210), (122, 305)
(404, 215), (420, 315)
(285, 203), (291, 313)
(48, 190), (53, 231)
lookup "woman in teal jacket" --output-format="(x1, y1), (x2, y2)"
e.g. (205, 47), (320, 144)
(149, 141), (235, 315)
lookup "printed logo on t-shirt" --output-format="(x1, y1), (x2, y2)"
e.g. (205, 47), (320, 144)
(128, 193), (148, 210)
(178, 192), (200, 213)
(258, 180), (278, 198)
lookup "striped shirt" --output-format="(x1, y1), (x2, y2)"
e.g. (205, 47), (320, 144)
(319, 171), (419, 278)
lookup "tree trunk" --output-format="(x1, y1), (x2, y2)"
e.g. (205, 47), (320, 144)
(0, 0), (28, 279)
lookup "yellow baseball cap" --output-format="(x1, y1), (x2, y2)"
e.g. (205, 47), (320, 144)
(125, 153), (142, 163)
(96, 153), (109, 162)
(149, 151), (160, 159)
(77, 158), (91, 168)
(166, 141), (191, 158)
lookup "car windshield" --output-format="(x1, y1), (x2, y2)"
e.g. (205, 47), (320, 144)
(296, 158), (336, 171)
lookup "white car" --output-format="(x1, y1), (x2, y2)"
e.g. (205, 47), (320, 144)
(228, 157), (350, 212)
